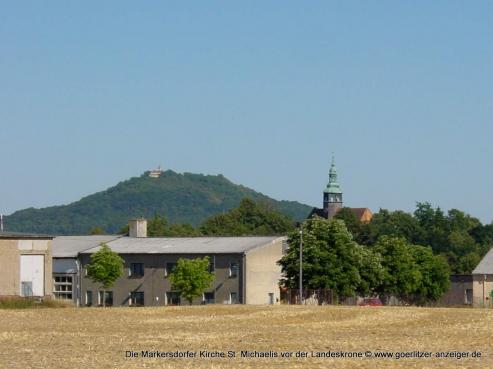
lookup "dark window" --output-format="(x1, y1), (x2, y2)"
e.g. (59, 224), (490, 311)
(98, 291), (113, 306)
(166, 292), (181, 306)
(209, 257), (215, 273)
(203, 292), (215, 304)
(130, 263), (144, 278)
(229, 262), (239, 278)
(465, 289), (473, 304)
(86, 291), (93, 306)
(230, 292), (239, 304)
(130, 291), (144, 306)
(166, 262), (177, 276)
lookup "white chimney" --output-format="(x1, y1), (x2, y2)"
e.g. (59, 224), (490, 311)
(129, 218), (147, 238)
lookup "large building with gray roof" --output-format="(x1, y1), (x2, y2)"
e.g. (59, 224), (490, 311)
(52, 220), (284, 307)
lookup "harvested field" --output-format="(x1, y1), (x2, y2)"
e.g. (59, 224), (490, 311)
(0, 305), (492, 368)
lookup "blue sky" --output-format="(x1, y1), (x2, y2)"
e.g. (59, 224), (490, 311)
(1, 1), (492, 222)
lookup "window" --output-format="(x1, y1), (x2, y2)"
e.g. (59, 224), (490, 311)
(86, 291), (93, 306)
(130, 291), (144, 306)
(165, 262), (177, 276)
(230, 292), (239, 304)
(268, 293), (275, 305)
(130, 263), (144, 278)
(229, 262), (239, 278)
(98, 291), (113, 306)
(209, 257), (215, 273)
(53, 275), (73, 300)
(166, 292), (181, 306)
(203, 292), (215, 304)
(465, 289), (473, 305)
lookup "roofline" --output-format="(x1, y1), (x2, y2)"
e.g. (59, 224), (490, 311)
(244, 236), (286, 254)
(0, 233), (53, 240)
(78, 236), (285, 255)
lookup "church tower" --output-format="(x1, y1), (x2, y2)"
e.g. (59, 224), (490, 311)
(323, 156), (343, 218)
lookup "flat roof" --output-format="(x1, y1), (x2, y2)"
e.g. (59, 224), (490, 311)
(53, 235), (121, 257)
(0, 231), (53, 239)
(81, 236), (283, 255)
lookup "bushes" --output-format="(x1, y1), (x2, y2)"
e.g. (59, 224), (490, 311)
(0, 297), (72, 309)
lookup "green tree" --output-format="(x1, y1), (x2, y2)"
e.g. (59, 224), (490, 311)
(334, 207), (363, 241)
(167, 257), (215, 305)
(200, 198), (294, 236)
(357, 246), (385, 297)
(373, 236), (421, 304)
(279, 217), (371, 301)
(89, 226), (106, 235)
(86, 244), (124, 307)
(408, 245), (450, 305)
(361, 209), (425, 246)
(148, 214), (169, 236)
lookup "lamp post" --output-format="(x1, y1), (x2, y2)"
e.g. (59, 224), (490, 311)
(299, 228), (303, 305)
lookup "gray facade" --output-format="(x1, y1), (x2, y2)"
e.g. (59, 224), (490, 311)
(53, 234), (284, 307)
(80, 253), (245, 306)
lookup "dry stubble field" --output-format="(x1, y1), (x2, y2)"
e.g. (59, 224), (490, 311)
(0, 305), (492, 369)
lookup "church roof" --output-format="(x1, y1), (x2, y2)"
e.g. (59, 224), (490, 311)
(308, 207), (373, 222)
(324, 157), (342, 194)
(347, 208), (372, 221)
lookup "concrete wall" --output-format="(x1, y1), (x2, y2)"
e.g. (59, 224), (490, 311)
(244, 238), (283, 305)
(472, 274), (493, 308)
(0, 238), (52, 298)
(80, 253), (244, 306)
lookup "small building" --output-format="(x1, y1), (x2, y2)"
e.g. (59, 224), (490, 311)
(0, 232), (53, 299)
(148, 166), (163, 178)
(472, 248), (493, 308)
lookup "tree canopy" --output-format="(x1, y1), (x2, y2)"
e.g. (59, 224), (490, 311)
(86, 244), (124, 307)
(279, 217), (383, 301)
(336, 202), (492, 274)
(167, 257), (215, 305)
(280, 217), (451, 305)
(200, 198), (294, 236)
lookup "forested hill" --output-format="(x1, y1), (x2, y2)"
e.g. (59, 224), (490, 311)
(5, 170), (312, 235)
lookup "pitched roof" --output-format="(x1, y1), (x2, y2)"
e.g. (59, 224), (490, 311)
(52, 235), (121, 257)
(347, 208), (371, 220)
(81, 236), (283, 255)
(472, 248), (493, 274)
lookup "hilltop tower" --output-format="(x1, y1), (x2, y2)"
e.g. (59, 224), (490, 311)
(323, 156), (343, 218)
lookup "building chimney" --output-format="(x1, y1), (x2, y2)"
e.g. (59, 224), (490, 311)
(129, 218), (147, 238)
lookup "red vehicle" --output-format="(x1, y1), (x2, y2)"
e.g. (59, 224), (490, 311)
(359, 297), (383, 306)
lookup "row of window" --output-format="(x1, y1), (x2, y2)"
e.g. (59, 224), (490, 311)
(83, 291), (240, 306)
(53, 275), (73, 300)
(127, 261), (239, 278)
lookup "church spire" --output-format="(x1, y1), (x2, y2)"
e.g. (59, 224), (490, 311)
(323, 154), (343, 218)
(325, 155), (342, 194)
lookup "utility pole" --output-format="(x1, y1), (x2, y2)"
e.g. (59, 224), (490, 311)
(484, 274), (487, 308)
(299, 228), (303, 305)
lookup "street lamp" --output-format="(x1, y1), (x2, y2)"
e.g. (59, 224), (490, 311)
(299, 228), (303, 305)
